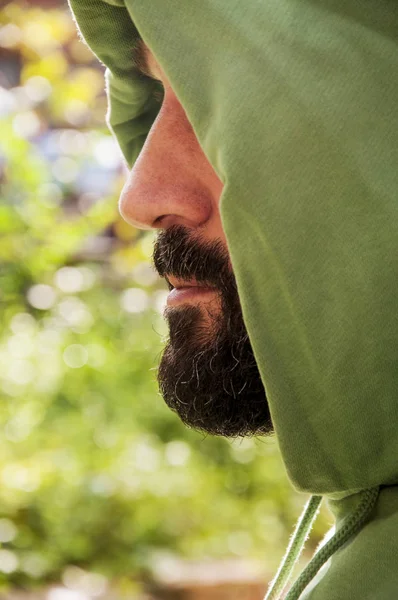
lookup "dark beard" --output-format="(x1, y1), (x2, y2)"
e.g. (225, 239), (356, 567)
(152, 224), (273, 438)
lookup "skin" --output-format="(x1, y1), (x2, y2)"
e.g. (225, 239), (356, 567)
(118, 45), (273, 438)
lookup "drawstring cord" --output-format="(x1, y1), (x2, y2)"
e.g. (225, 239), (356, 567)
(264, 486), (379, 600)
(285, 486), (379, 600)
(264, 495), (322, 600)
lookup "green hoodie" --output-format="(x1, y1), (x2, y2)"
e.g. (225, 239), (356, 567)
(68, 1), (398, 598)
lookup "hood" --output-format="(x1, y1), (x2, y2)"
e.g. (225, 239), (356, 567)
(68, 1), (398, 597)
(69, 0), (398, 498)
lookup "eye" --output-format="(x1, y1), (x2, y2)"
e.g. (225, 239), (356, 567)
(153, 83), (164, 104)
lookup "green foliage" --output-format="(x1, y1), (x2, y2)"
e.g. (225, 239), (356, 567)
(0, 0), (330, 593)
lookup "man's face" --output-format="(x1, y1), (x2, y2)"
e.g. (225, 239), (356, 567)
(119, 44), (273, 437)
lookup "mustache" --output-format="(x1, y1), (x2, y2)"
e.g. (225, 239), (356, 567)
(152, 224), (234, 292)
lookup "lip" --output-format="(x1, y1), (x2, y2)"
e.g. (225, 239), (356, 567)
(167, 286), (216, 306)
(167, 277), (204, 290)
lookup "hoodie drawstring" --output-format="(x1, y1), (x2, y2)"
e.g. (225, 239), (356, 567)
(264, 487), (379, 600)
(285, 486), (379, 599)
(264, 494), (322, 600)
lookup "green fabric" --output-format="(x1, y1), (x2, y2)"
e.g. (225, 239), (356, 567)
(68, 0), (398, 597)
(286, 487), (379, 599)
(300, 486), (398, 599)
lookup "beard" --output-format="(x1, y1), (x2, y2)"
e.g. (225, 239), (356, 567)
(152, 224), (273, 438)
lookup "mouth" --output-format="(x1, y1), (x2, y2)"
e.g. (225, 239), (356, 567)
(167, 276), (212, 290)
(166, 285), (216, 306)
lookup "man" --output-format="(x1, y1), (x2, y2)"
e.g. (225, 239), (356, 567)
(119, 39), (272, 438)
(69, 1), (398, 598)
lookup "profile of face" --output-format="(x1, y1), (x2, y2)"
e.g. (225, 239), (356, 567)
(119, 43), (273, 437)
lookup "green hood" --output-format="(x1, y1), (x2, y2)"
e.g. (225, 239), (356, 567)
(68, 1), (398, 598)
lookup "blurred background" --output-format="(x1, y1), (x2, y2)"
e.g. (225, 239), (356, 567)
(0, 1), (331, 598)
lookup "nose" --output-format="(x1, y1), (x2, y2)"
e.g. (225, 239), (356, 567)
(119, 94), (214, 231)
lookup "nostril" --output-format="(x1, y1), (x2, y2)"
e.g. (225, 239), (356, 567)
(154, 215), (199, 230)
(152, 215), (168, 227)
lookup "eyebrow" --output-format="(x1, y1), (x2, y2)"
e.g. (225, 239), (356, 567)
(132, 39), (158, 81)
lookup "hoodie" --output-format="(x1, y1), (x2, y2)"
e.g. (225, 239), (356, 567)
(68, 1), (398, 598)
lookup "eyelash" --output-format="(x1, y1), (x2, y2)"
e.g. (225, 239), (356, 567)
(153, 85), (164, 103)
